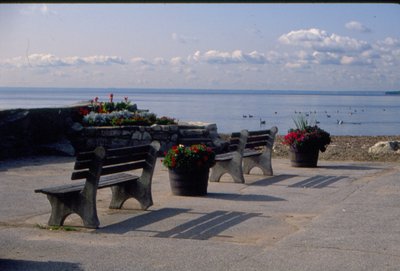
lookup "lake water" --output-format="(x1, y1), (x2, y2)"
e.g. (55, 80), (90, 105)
(1, 87), (399, 136)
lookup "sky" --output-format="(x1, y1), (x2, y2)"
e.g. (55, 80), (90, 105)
(0, 3), (399, 91)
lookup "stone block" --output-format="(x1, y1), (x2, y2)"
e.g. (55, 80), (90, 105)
(101, 128), (122, 137)
(131, 131), (142, 140)
(369, 141), (400, 154)
(142, 132), (152, 141)
(151, 124), (162, 131)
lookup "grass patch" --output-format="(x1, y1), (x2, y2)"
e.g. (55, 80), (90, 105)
(35, 224), (78, 232)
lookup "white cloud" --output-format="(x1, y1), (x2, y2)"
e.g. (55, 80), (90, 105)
(345, 21), (371, 33)
(20, 4), (56, 16)
(81, 56), (125, 65)
(170, 57), (185, 65)
(191, 50), (267, 65)
(1, 54), (126, 68)
(277, 28), (384, 68)
(130, 57), (151, 65)
(278, 28), (371, 53)
(171, 33), (199, 44)
(153, 57), (168, 65)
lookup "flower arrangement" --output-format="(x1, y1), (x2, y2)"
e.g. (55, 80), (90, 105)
(78, 93), (176, 126)
(282, 115), (331, 152)
(162, 144), (216, 173)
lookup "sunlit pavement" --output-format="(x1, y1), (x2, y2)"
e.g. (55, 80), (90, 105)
(1, 156), (399, 271)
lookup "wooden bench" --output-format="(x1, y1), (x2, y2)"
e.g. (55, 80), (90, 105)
(209, 127), (278, 183)
(177, 125), (229, 154)
(241, 127), (278, 176)
(209, 130), (249, 183)
(34, 141), (160, 228)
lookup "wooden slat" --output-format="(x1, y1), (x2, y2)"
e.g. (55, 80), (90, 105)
(215, 152), (234, 161)
(248, 129), (271, 136)
(75, 151), (96, 161)
(243, 149), (262, 158)
(74, 159), (92, 170)
(179, 138), (213, 144)
(106, 145), (149, 157)
(71, 170), (89, 180)
(230, 138), (240, 145)
(36, 173), (142, 194)
(246, 141), (267, 149)
(35, 182), (85, 194)
(229, 144), (238, 151)
(247, 134), (270, 143)
(104, 152), (148, 165)
(74, 152), (148, 170)
(98, 173), (139, 188)
(246, 141), (266, 149)
(101, 161), (147, 176)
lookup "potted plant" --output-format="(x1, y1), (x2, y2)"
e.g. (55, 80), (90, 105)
(162, 144), (216, 196)
(282, 116), (331, 167)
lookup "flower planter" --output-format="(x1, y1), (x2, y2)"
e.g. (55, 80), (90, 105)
(168, 168), (210, 196)
(289, 148), (319, 167)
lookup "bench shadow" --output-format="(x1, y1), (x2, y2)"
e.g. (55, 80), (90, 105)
(154, 210), (262, 240)
(98, 208), (262, 240)
(289, 175), (348, 188)
(206, 192), (286, 202)
(98, 207), (190, 234)
(0, 259), (83, 271)
(318, 165), (383, 170)
(251, 174), (297, 186)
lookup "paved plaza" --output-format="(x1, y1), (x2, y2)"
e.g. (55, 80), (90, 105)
(0, 156), (399, 270)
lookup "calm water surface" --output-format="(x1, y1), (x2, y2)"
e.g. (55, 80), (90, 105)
(1, 87), (399, 136)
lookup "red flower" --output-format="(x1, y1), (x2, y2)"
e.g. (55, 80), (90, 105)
(79, 108), (89, 116)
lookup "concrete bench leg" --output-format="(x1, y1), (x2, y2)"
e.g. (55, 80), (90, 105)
(109, 180), (153, 210)
(46, 193), (100, 229)
(210, 159), (245, 183)
(243, 152), (273, 176)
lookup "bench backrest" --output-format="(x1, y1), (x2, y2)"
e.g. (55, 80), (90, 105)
(71, 142), (160, 181)
(177, 125), (214, 148)
(229, 127), (278, 151)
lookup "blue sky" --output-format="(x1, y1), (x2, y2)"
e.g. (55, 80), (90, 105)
(0, 4), (399, 91)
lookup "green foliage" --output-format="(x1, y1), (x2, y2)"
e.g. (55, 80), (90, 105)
(35, 224), (78, 231)
(283, 114), (331, 152)
(162, 144), (216, 173)
(79, 94), (177, 127)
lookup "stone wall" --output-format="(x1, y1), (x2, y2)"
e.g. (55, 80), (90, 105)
(69, 122), (224, 155)
(0, 106), (222, 160)
(70, 124), (179, 154)
(0, 106), (80, 159)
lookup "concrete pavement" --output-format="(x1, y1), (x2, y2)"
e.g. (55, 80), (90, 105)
(0, 156), (399, 270)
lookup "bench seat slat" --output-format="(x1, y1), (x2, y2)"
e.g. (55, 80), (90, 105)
(35, 173), (140, 195)
(243, 149), (262, 158)
(215, 152), (234, 161)
(35, 182), (85, 194)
